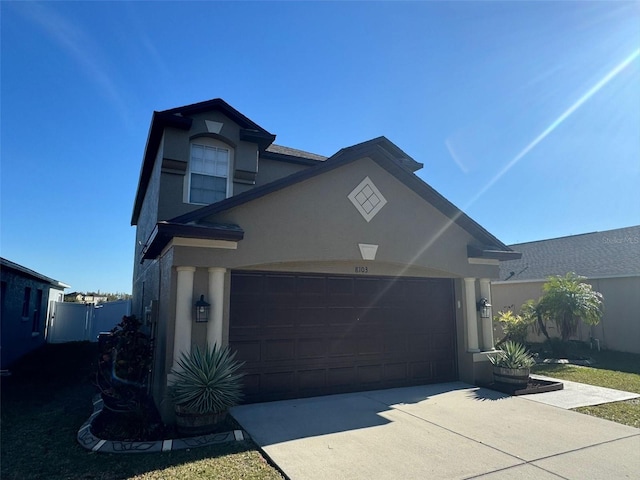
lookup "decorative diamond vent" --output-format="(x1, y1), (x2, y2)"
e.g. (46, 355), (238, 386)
(348, 177), (387, 222)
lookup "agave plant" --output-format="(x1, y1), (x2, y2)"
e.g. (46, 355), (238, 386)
(170, 344), (245, 415)
(489, 341), (536, 369)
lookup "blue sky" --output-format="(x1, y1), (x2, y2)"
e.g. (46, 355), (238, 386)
(1, 1), (639, 294)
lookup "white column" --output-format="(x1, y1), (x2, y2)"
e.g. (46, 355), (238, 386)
(464, 277), (480, 352)
(207, 267), (226, 348)
(479, 278), (494, 351)
(172, 266), (195, 370)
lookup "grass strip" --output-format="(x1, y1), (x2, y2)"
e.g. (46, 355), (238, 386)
(532, 346), (640, 429)
(1, 342), (283, 480)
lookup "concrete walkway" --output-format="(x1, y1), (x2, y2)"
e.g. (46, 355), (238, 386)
(528, 374), (640, 409)
(231, 382), (640, 480)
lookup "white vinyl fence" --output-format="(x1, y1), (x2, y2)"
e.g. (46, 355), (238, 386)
(47, 300), (131, 344)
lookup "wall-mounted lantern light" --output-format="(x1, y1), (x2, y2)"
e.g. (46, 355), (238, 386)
(477, 297), (492, 319)
(194, 295), (210, 323)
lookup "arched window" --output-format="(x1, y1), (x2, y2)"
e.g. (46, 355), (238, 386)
(187, 137), (233, 205)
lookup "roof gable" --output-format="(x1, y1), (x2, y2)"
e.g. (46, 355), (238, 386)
(161, 98), (274, 134)
(131, 99), (276, 225)
(170, 136), (515, 255)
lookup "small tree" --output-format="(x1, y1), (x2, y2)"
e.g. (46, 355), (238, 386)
(534, 272), (604, 342)
(520, 299), (551, 341)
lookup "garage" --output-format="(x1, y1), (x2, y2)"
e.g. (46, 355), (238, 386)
(230, 271), (457, 403)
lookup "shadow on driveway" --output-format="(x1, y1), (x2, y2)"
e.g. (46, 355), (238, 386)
(231, 382), (471, 444)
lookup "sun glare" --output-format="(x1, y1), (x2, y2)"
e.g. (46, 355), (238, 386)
(403, 48), (640, 276)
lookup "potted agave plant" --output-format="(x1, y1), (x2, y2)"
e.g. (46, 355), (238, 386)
(170, 343), (245, 436)
(489, 341), (536, 388)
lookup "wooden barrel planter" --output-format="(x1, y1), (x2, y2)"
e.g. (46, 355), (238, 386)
(174, 405), (228, 436)
(493, 366), (530, 388)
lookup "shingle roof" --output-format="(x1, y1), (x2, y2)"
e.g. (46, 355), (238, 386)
(265, 144), (327, 162)
(497, 226), (640, 282)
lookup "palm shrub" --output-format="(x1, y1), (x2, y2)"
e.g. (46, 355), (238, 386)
(170, 344), (245, 414)
(489, 341), (536, 369)
(536, 272), (604, 342)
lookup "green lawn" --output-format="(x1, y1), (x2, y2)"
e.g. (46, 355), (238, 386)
(532, 345), (640, 428)
(0, 343), (283, 480)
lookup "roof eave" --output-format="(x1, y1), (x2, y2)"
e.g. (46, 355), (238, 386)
(261, 150), (326, 166)
(0, 257), (68, 287)
(141, 221), (244, 261)
(467, 245), (522, 261)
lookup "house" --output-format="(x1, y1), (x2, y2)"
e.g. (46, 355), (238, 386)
(491, 226), (640, 354)
(64, 292), (110, 305)
(0, 257), (69, 369)
(131, 98), (521, 419)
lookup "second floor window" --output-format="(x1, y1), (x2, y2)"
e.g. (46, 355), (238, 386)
(189, 143), (229, 204)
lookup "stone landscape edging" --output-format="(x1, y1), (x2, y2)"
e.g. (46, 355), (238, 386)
(77, 395), (247, 454)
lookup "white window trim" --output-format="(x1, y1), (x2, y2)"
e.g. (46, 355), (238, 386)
(185, 139), (234, 205)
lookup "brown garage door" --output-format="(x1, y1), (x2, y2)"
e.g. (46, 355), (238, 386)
(229, 271), (457, 403)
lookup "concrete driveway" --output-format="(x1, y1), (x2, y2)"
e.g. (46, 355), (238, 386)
(231, 382), (640, 480)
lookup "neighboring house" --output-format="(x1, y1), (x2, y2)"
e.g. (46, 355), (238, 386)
(131, 98), (520, 419)
(492, 226), (640, 354)
(0, 257), (69, 369)
(64, 292), (110, 304)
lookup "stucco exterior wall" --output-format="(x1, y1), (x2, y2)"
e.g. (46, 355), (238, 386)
(175, 158), (498, 280)
(254, 157), (311, 187)
(492, 276), (640, 354)
(154, 114), (316, 227)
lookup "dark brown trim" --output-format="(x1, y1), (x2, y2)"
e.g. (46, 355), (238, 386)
(467, 245), (522, 261)
(233, 169), (257, 185)
(162, 99), (274, 136)
(239, 128), (277, 150)
(141, 221), (244, 261)
(161, 158), (187, 174)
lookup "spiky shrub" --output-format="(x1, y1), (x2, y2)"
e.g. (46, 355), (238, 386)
(489, 341), (536, 369)
(170, 344), (245, 415)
